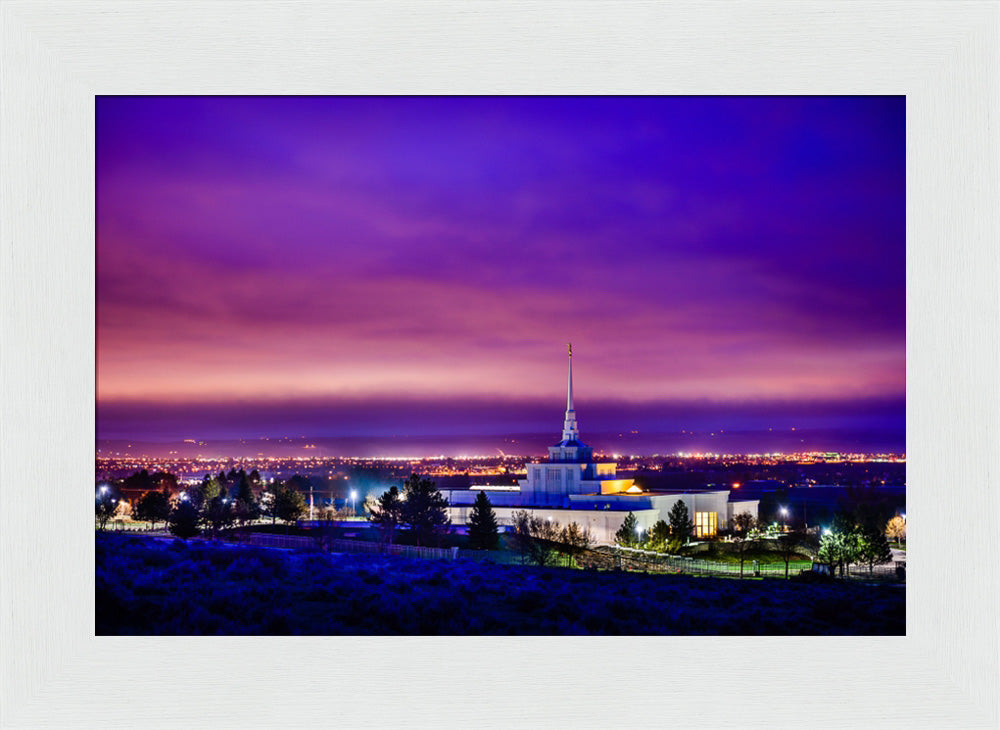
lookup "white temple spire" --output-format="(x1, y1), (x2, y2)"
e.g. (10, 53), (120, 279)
(561, 342), (579, 442)
(567, 342), (574, 411)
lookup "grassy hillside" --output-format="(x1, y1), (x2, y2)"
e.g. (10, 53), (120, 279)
(96, 534), (904, 635)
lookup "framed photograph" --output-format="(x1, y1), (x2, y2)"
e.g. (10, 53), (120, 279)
(2, 2), (997, 727)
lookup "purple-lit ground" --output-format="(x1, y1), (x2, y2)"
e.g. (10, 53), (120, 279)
(96, 534), (904, 635)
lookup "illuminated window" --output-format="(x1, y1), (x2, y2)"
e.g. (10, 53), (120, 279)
(694, 511), (717, 538)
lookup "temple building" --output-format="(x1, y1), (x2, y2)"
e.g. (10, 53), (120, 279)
(519, 343), (634, 505)
(443, 346), (758, 544)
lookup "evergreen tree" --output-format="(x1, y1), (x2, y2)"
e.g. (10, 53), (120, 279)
(858, 525), (894, 573)
(467, 491), (499, 550)
(232, 475), (259, 526)
(262, 480), (282, 524)
(368, 486), (404, 545)
(202, 476), (222, 502)
(614, 512), (639, 547)
(202, 495), (235, 538)
(168, 500), (200, 538)
(401, 474), (450, 547)
(667, 500), (694, 549)
(648, 519), (670, 551)
(274, 486), (306, 526)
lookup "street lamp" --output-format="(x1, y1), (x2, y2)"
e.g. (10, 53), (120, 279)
(350, 489), (357, 516)
(779, 506), (788, 531)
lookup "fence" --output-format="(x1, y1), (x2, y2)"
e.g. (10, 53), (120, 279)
(238, 532), (315, 550)
(456, 548), (573, 567)
(234, 532), (458, 561)
(328, 539), (457, 561)
(598, 546), (904, 581)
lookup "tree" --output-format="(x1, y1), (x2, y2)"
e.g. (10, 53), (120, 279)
(467, 491), (499, 550)
(817, 531), (844, 574)
(776, 533), (802, 579)
(732, 511), (755, 537)
(511, 510), (562, 567)
(400, 474), (450, 547)
(231, 475), (260, 526)
(885, 515), (906, 546)
(667, 500), (694, 551)
(858, 526), (894, 573)
(510, 510), (535, 564)
(134, 489), (171, 530)
(614, 512), (639, 548)
(648, 519), (670, 552)
(202, 476), (222, 502)
(95, 487), (119, 531)
(818, 521), (864, 578)
(274, 486), (306, 527)
(734, 535), (758, 578)
(312, 505), (338, 552)
(261, 481), (282, 524)
(559, 522), (595, 565)
(369, 486), (404, 545)
(168, 500), (201, 538)
(833, 513), (864, 577)
(202, 496), (235, 538)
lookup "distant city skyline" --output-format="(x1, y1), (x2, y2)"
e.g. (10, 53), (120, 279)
(97, 96), (905, 448)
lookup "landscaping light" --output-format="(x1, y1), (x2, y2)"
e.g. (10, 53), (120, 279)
(822, 528), (831, 536)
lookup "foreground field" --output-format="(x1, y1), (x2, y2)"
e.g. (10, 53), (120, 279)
(96, 534), (904, 635)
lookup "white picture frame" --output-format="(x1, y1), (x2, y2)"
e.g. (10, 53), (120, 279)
(1, 1), (997, 727)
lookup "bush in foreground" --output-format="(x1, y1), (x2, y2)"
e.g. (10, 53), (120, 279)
(97, 533), (905, 636)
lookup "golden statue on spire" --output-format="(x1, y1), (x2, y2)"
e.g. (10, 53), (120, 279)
(568, 342), (572, 357)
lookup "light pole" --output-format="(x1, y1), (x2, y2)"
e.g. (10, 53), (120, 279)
(350, 489), (357, 517)
(779, 506), (788, 531)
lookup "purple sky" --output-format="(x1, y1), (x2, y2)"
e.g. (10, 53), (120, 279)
(97, 96), (905, 447)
